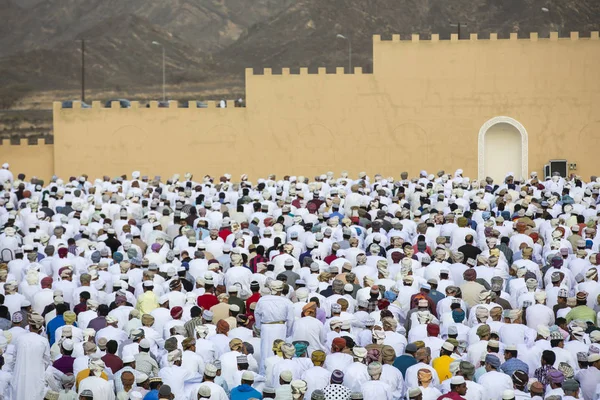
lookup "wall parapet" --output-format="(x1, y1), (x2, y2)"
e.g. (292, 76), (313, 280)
(245, 66), (366, 76)
(54, 100), (245, 111)
(373, 31), (599, 43)
(0, 138), (52, 146)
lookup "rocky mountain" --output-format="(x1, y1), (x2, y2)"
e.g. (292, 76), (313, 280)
(0, 14), (210, 91)
(1, 0), (599, 103)
(2, 0), (295, 56)
(215, 0), (600, 73)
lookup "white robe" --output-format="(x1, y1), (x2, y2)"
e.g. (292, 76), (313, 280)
(10, 332), (51, 400)
(78, 376), (116, 400)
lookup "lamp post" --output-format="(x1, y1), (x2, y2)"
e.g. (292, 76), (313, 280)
(76, 39), (85, 102)
(152, 41), (166, 101)
(449, 22), (467, 39)
(336, 34), (352, 73)
(541, 7), (558, 37)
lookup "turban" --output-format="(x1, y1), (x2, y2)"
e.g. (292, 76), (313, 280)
(332, 338), (346, 352)
(291, 380), (308, 399)
(426, 323), (440, 336)
(452, 309), (465, 323)
(476, 324), (491, 337)
(302, 302), (317, 316)
(281, 343), (296, 359)
(475, 307), (489, 321)
(90, 359), (105, 376)
(418, 369), (433, 387)
(378, 299), (390, 310)
(372, 330), (386, 344)
(229, 338), (244, 352)
(195, 325), (209, 339)
(508, 309), (522, 322)
(382, 317), (397, 331)
(525, 278), (538, 290)
(28, 313), (45, 329)
(168, 349), (182, 363)
(381, 345), (396, 364)
(63, 311), (76, 324)
(311, 350), (326, 366)
(41, 277), (53, 288)
(384, 290), (397, 302)
(463, 269), (477, 281)
(142, 314), (155, 326)
(548, 369), (565, 384)
(367, 362), (383, 378)
(170, 306), (183, 319)
(294, 341), (308, 357)
(216, 320), (230, 334)
(366, 348), (381, 364)
(557, 362), (574, 379)
(416, 311), (433, 324)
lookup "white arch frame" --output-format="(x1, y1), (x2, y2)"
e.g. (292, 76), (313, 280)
(477, 116), (529, 182)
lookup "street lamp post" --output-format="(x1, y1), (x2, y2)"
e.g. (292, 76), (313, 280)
(76, 39), (86, 103)
(152, 41), (166, 101)
(449, 22), (467, 39)
(336, 34), (352, 73)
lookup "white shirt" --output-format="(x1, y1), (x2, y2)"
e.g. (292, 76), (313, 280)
(525, 304), (554, 330)
(302, 366), (331, 399)
(477, 370), (513, 400)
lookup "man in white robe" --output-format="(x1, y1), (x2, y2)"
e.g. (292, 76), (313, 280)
(9, 313), (51, 400)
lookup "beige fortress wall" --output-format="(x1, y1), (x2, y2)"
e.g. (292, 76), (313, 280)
(47, 32), (600, 181)
(0, 139), (54, 182)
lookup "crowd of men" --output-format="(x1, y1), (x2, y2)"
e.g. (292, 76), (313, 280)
(0, 164), (599, 400)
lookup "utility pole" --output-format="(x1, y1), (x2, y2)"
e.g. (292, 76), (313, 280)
(152, 41), (166, 101)
(77, 39), (86, 103)
(336, 34), (352, 73)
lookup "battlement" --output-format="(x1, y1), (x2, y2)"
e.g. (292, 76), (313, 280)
(53, 100), (246, 110)
(373, 31), (599, 42)
(0, 138), (52, 146)
(245, 66), (366, 76)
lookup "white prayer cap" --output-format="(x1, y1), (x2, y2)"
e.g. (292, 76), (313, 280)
(62, 339), (74, 351)
(502, 390), (515, 400)
(1, 163), (8, 169)
(450, 376), (465, 385)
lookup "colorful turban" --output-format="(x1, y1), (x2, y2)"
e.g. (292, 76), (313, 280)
(294, 341), (308, 357)
(170, 306), (183, 319)
(452, 309), (465, 323)
(41, 277), (53, 288)
(302, 302), (317, 317)
(216, 320), (230, 335)
(63, 311), (76, 325)
(229, 338), (244, 352)
(381, 345), (396, 364)
(366, 348), (381, 364)
(142, 314), (155, 326)
(311, 350), (326, 366)
(418, 369), (433, 387)
(331, 338), (346, 352)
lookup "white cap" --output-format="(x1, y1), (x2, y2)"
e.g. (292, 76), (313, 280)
(123, 355), (135, 363)
(502, 390), (515, 400)
(450, 376), (465, 385)
(241, 371), (255, 381)
(62, 339), (74, 351)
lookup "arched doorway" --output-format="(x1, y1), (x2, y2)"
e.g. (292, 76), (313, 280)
(478, 117), (528, 182)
